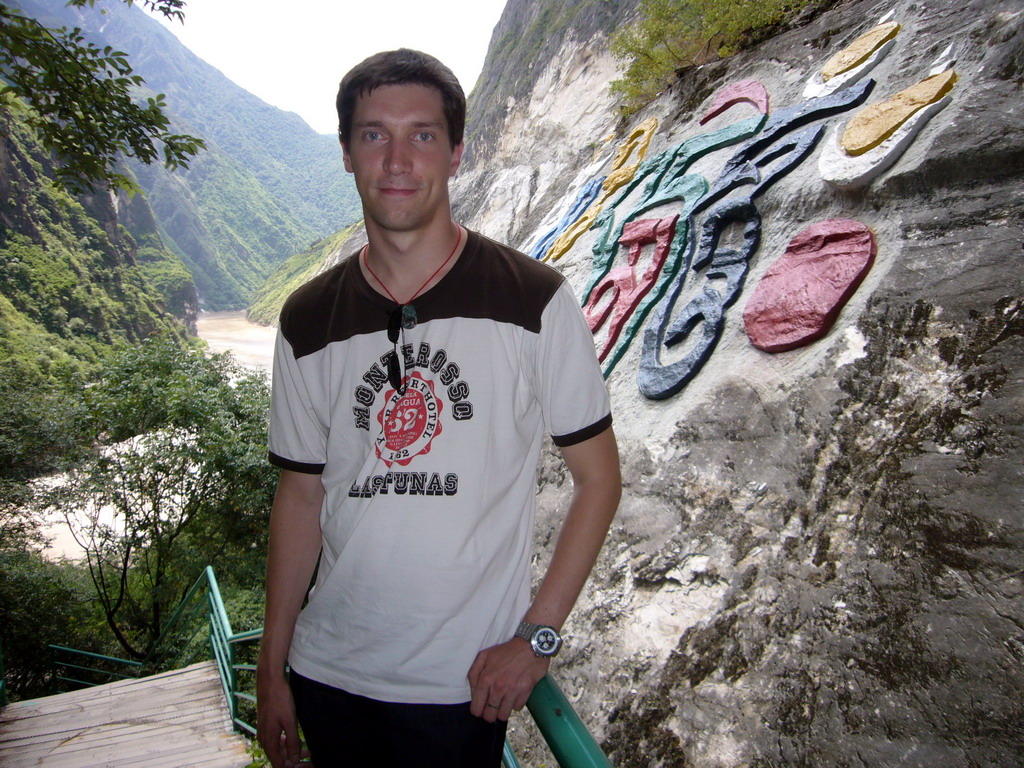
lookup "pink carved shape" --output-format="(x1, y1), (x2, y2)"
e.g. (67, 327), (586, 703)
(743, 219), (875, 352)
(584, 215), (679, 362)
(700, 79), (770, 125)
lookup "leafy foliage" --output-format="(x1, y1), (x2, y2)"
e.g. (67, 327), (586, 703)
(0, 102), (190, 419)
(42, 337), (276, 658)
(0, 0), (204, 193)
(0, 547), (105, 699)
(10, 0), (363, 310)
(610, 0), (814, 116)
(0, 83), (274, 676)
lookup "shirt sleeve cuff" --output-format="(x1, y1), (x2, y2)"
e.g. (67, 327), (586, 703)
(551, 413), (613, 448)
(268, 451), (325, 474)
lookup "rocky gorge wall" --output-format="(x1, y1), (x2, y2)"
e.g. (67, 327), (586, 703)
(451, 0), (1024, 765)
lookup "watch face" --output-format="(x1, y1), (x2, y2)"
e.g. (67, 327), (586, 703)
(532, 627), (562, 656)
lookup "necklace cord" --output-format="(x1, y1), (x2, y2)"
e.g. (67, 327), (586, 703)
(363, 225), (463, 307)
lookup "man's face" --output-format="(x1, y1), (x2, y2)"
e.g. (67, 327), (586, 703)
(342, 84), (464, 235)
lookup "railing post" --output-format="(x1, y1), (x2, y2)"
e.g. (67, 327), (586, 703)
(0, 638), (7, 707)
(203, 566), (240, 726)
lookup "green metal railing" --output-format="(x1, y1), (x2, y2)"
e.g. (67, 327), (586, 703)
(50, 566), (611, 767)
(49, 644), (143, 688)
(1, 638), (7, 707)
(50, 566), (261, 735)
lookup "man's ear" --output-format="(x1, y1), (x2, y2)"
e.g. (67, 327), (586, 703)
(449, 142), (465, 177)
(340, 137), (353, 173)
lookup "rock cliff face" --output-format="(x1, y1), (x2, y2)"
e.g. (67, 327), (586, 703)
(453, 0), (1024, 764)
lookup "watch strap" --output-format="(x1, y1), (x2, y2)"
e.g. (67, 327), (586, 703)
(514, 620), (540, 640)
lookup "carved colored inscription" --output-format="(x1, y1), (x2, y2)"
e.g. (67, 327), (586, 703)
(700, 79), (770, 125)
(638, 83), (873, 400)
(530, 177), (604, 260)
(538, 14), (955, 399)
(584, 216), (678, 362)
(821, 21), (901, 81)
(587, 114), (766, 376)
(743, 220), (876, 352)
(820, 43), (957, 189)
(544, 118), (658, 263)
(804, 17), (900, 99)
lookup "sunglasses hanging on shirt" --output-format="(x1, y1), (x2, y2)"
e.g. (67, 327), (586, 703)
(387, 306), (408, 395)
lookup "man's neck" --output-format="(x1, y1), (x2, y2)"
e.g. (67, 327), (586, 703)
(361, 219), (465, 304)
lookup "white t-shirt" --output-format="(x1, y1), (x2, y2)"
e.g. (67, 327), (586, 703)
(269, 230), (611, 704)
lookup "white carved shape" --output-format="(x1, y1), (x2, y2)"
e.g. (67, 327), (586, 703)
(804, 37), (898, 99)
(818, 94), (953, 189)
(929, 43), (958, 76)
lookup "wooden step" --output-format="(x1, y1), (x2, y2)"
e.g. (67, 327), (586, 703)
(0, 661), (251, 767)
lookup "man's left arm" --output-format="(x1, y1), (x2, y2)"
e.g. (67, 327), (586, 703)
(468, 424), (621, 722)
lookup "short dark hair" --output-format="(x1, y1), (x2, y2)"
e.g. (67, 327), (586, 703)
(336, 49), (466, 149)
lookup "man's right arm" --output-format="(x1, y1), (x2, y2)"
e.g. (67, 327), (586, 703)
(257, 469), (324, 768)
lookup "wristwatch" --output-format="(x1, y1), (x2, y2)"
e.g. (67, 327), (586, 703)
(514, 620), (563, 657)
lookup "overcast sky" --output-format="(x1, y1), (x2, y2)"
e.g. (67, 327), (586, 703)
(145, 0), (509, 134)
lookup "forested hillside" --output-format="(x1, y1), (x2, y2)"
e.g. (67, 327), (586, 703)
(0, 104), (277, 701)
(12, 0), (361, 310)
(0, 99), (187, 389)
(0, 1), (287, 702)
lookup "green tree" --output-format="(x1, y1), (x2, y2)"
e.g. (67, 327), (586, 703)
(42, 337), (276, 658)
(0, 547), (103, 700)
(0, 0), (204, 193)
(610, 0), (811, 116)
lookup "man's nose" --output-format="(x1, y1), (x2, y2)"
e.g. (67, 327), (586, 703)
(384, 141), (411, 175)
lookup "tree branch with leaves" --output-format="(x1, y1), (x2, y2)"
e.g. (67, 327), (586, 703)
(0, 0), (204, 193)
(41, 337), (276, 659)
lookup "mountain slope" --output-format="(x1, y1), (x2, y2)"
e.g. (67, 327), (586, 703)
(0, 100), (187, 373)
(14, 0), (360, 309)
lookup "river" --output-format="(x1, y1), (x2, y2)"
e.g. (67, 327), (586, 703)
(195, 310), (276, 373)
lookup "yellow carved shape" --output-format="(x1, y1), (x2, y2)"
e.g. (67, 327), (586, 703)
(841, 70), (957, 156)
(821, 21), (901, 82)
(545, 209), (600, 263)
(546, 118), (658, 262)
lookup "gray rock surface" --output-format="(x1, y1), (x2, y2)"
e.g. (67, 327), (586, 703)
(454, 0), (1024, 764)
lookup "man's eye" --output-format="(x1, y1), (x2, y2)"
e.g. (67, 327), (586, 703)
(416, 132), (433, 142)
(365, 131), (383, 141)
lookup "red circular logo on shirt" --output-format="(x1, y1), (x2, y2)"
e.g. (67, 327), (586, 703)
(375, 372), (443, 467)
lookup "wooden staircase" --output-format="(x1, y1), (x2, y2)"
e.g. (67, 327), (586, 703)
(0, 661), (251, 767)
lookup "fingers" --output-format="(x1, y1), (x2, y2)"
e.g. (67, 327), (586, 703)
(468, 649), (489, 718)
(478, 683), (524, 722)
(283, 716), (302, 766)
(256, 677), (302, 768)
(468, 641), (548, 723)
(496, 695), (515, 723)
(259, 716), (297, 768)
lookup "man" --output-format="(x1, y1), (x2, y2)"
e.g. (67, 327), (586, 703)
(256, 48), (620, 768)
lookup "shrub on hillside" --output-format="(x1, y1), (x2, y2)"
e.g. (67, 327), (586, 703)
(610, 0), (814, 116)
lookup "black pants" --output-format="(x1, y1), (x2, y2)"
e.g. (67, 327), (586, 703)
(290, 670), (508, 768)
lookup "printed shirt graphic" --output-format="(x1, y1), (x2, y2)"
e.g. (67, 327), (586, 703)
(268, 230), (611, 704)
(375, 373), (442, 466)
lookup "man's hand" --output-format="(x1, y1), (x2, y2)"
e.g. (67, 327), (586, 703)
(256, 667), (305, 768)
(468, 637), (549, 722)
